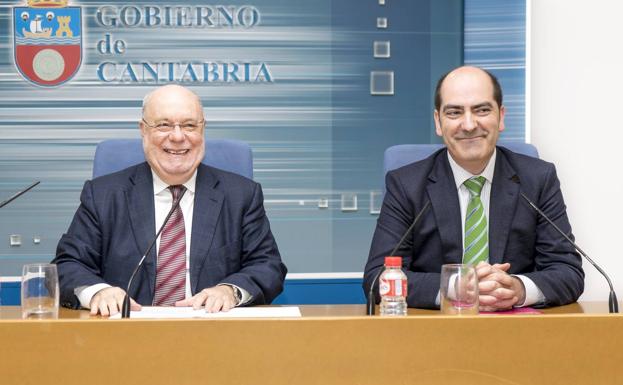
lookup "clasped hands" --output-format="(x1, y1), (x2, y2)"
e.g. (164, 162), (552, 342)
(451, 262), (526, 311)
(89, 285), (238, 316)
(474, 261), (526, 312)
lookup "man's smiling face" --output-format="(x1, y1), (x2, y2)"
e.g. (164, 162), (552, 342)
(434, 66), (505, 174)
(140, 85), (205, 185)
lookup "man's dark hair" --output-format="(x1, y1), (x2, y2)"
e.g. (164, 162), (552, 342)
(434, 67), (503, 111)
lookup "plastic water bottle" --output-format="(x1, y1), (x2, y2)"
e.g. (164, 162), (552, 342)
(379, 256), (407, 316)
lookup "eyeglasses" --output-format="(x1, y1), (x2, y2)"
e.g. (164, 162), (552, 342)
(141, 118), (205, 134)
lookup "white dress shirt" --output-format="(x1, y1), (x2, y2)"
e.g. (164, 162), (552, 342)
(74, 169), (250, 309)
(444, 149), (545, 307)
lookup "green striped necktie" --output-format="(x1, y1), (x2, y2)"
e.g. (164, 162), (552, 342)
(462, 176), (488, 265)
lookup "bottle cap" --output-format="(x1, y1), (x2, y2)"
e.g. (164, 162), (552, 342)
(384, 256), (402, 267)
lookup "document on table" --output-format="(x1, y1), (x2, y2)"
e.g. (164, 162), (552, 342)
(110, 306), (302, 319)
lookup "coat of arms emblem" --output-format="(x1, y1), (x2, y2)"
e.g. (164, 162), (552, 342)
(13, 0), (82, 86)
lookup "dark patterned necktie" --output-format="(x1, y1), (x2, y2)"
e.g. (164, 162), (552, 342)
(153, 185), (187, 306)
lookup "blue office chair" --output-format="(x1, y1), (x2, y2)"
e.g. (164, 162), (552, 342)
(383, 142), (539, 176)
(92, 139), (253, 179)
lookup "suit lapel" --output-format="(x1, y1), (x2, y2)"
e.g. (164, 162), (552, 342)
(488, 149), (520, 265)
(189, 165), (224, 294)
(126, 163), (157, 295)
(426, 151), (463, 264)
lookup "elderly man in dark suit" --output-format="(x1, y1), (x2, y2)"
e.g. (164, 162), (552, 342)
(364, 66), (583, 311)
(54, 85), (286, 316)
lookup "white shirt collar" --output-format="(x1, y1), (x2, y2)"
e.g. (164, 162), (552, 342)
(447, 148), (497, 189)
(151, 169), (197, 195)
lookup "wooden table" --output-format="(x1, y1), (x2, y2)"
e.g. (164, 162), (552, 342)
(0, 303), (620, 385)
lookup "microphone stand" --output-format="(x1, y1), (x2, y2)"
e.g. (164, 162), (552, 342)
(520, 192), (618, 313)
(0, 181), (40, 209)
(121, 188), (187, 318)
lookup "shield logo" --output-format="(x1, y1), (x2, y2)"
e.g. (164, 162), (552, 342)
(13, 1), (82, 87)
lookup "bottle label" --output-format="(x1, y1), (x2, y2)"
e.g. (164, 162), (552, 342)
(379, 277), (407, 297)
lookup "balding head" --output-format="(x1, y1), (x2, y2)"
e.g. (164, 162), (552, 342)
(142, 84), (203, 119)
(434, 66), (503, 111)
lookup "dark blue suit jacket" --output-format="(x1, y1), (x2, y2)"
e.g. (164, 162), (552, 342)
(364, 146), (584, 309)
(54, 162), (287, 309)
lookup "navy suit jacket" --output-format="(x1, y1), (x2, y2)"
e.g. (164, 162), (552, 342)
(54, 162), (287, 309)
(364, 146), (584, 309)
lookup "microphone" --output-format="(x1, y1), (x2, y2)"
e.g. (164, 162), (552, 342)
(121, 187), (187, 318)
(0, 181), (40, 209)
(366, 200), (431, 315)
(513, 175), (619, 313)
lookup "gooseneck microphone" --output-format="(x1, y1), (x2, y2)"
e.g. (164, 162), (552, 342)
(366, 200), (431, 316)
(121, 188), (187, 318)
(0, 181), (40, 209)
(514, 176), (619, 313)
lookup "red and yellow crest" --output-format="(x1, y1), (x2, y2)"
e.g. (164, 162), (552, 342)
(13, 0), (82, 86)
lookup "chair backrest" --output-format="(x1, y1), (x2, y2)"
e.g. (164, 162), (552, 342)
(92, 139), (253, 179)
(383, 142), (539, 176)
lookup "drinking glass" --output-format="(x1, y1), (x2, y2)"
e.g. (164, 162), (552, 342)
(440, 264), (479, 315)
(21, 263), (59, 319)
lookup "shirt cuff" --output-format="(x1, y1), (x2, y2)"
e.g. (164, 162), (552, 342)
(512, 275), (545, 307)
(74, 283), (112, 309)
(435, 273), (458, 306)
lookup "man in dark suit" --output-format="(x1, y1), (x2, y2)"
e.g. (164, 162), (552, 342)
(53, 85), (287, 316)
(364, 66), (584, 310)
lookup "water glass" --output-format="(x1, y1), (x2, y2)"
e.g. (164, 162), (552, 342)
(21, 263), (59, 319)
(440, 264), (479, 315)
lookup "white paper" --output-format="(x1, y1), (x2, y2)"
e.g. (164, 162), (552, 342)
(109, 306), (301, 319)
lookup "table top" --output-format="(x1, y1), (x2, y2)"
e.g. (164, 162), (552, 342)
(1, 302), (621, 385)
(0, 301), (616, 321)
